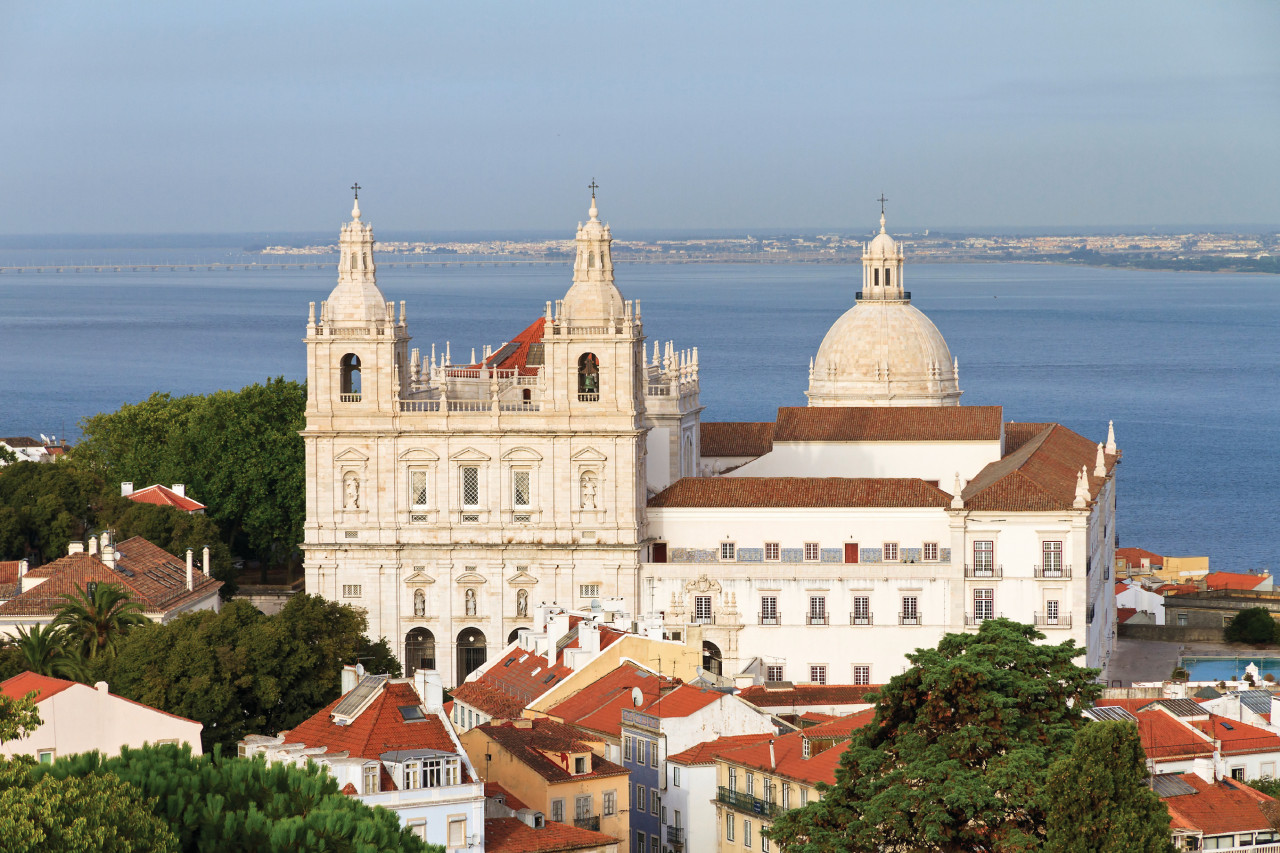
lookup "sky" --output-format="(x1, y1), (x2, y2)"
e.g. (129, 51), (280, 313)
(1, 1), (1278, 234)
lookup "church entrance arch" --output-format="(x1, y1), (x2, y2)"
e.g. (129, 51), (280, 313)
(405, 628), (435, 676)
(702, 640), (723, 676)
(457, 629), (487, 682)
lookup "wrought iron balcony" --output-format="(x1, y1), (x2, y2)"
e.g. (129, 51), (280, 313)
(574, 815), (600, 832)
(807, 614), (829, 626)
(717, 787), (782, 819)
(965, 612), (1002, 627)
(1034, 564), (1072, 579)
(691, 614), (716, 626)
(666, 825), (685, 845)
(964, 564), (1003, 579)
(898, 612), (922, 625)
(758, 613), (780, 626)
(849, 612), (874, 626)
(1034, 612), (1073, 628)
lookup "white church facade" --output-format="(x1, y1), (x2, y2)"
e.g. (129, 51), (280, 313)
(303, 192), (1118, 689)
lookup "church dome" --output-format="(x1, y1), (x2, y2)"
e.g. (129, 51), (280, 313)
(561, 191), (625, 322)
(325, 196), (390, 325)
(866, 229), (898, 257)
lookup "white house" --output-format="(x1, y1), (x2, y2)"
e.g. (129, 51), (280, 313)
(0, 672), (203, 760)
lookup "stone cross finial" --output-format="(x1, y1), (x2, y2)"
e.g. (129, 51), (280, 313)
(878, 193), (888, 215)
(1074, 466), (1089, 508)
(588, 178), (599, 198)
(1106, 420), (1117, 454)
(351, 182), (361, 200)
(1094, 442), (1107, 477)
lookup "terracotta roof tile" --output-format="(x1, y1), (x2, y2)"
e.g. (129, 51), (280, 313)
(718, 727), (855, 786)
(1, 671), (78, 703)
(126, 484), (206, 512)
(0, 436), (44, 448)
(485, 781), (530, 812)
(962, 423), (1116, 512)
(281, 681), (459, 762)
(700, 422), (775, 458)
(1117, 547), (1164, 566)
(773, 406), (1003, 443)
(640, 683), (723, 719)
(737, 684), (881, 708)
(1193, 715), (1280, 756)
(547, 664), (677, 738)
(798, 708), (876, 738)
(484, 816), (620, 853)
(1117, 607), (1138, 624)
(480, 317), (546, 377)
(1162, 774), (1278, 836)
(0, 561), (20, 586)
(478, 719), (629, 783)
(667, 733), (777, 766)
(649, 477), (952, 509)
(1133, 710), (1215, 761)
(1205, 572), (1270, 591)
(1003, 422), (1054, 455)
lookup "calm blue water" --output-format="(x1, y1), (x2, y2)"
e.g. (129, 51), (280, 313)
(0, 257), (1276, 575)
(1182, 657), (1280, 682)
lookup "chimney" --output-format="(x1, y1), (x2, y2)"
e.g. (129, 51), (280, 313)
(202, 546), (211, 576)
(769, 740), (776, 770)
(172, 483), (185, 498)
(185, 549), (194, 591)
(547, 611), (571, 667)
(17, 559), (28, 593)
(95, 681), (109, 694)
(579, 620), (601, 655)
(1191, 755), (1216, 784)
(340, 664), (360, 695)
(88, 536), (98, 556)
(121, 482), (133, 497)
(100, 532), (116, 570)
(414, 669), (444, 710)
(68, 541), (85, 555)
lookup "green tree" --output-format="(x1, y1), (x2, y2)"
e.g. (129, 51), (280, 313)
(1043, 721), (1174, 853)
(0, 692), (42, 743)
(0, 758), (177, 852)
(1224, 607), (1279, 645)
(0, 446), (17, 465)
(14, 624), (85, 681)
(54, 582), (149, 660)
(769, 619), (1101, 853)
(0, 461), (107, 563)
(109, 501), (238, 596)
(27, 744), (426, 852)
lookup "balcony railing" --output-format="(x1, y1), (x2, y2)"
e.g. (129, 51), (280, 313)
(849, 612), (874, 626)
(574, 816), (601, 832)
(1034, 612), (1073, 628)
(666, 825), (685, 845)
(1034, 564), (1073, 579)
(691, 614), (716, 626)
(758, 613), (780, 626)
(717, 787), (782, 819)
(899, 612), (922, 625)
(965, 612), (1002, 627)
(965, 564), (1003, 579)
(577, 393), (600, 402)
(339, 393), (362, 403)
(807, 614), (829, 626)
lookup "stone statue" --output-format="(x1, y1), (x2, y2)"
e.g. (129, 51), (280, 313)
(581, 473), (597, 510)
(517, 589), (528, 617)
(344, 474), (360, 509)
(414, 589), (426, 617)
(465, 588), (477, 616)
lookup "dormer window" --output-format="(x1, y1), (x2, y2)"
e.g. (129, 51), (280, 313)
(575, 755), (588, 774)
(362, 764), (379, 794)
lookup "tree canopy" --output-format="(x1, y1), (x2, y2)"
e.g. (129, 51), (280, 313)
(1224, 607), (1279, 645)
(54, 582), (149, 660)
(0, 691), (42, 743)
(769, 619), (1102, 852)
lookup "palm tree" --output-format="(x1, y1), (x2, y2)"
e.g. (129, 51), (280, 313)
(15, 623), (86, 680)
(53, 582), (149, 660)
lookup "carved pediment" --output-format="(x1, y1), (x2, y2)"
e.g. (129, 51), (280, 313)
(404, 571), (435, 585)
(455, 571), (488, 585)
(685, 574), (722, 594)
(501, 447), (544, 462)
(449, 447), (492, 462)
(335, 448), (369, 463)
(398, 448), (440, 462)
(571, 447), (608, 462)
(507, 569), (539, 586)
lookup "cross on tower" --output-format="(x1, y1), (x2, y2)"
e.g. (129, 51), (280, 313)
(351, 183), (361, 200)
(877, 193), (888, 215)
(588, 179), (599, 198)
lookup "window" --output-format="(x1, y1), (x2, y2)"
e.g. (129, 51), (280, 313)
(624, 736), (633, 761)
(1042, 541), (1063, 576)
(766, 664), (784, 682)
(974, 589), (994, 622)
(763, 833), (771, 852)
(403, 761), (421, 790)
(636, 831), (646, 853)
(1046, 599), (1060, 625)
(923, 542), (938, 561)
(575, 756), (587, 775)
(652, 542), (668, 563)
(765, 542), (780, 561)
(461, 466), (480, 507)
(342, 584), (361, 598)
(844, 542), (859, 563)
(808, 596), (827, 625)
(853, 665), (870, 685)
(901, 596), (919, 625)
(726, 816), (735, 842)
(803, 542), (820, 561)
(746, 772), (755, 796)
(578, 353), (600, 400)
(801, 787), (808, 806)
(672, 766), (682, 787)
(650, 742), (658, 768)
(580, 583), (601, 598)
(362, 764), (378, 794)
(635, 784), (646, 812)
(576, 794), (593, 820)
(38, 749), (54, 764)
(551, 798), (565, 822)
(637, 738), (647, 765)
(410, 470), (429, 508)
(883, 542), (899, 562)
(340, 353), (361, 396)
(782, 783), (790, 809)
(802, 738), (811, 758)
(973, 540), (994, 574)
(729, 766), (737, 791)
(761, 596), (778, 625)
(721, 541), (736, 561)
(1232, 766), (1246, 781)
(744, 819), (753, 848)
(650, 837), (659, 853)
(604, 790), (616, 815)
(512, 469), (531, 509)
(694, 596), (713, 624)
(448, 819), (466, 848)
(852, 596), (870, 625)
(651, 789), (659, 815)
(1177, 612), (1188, 626)
(810, 665), (827, 685)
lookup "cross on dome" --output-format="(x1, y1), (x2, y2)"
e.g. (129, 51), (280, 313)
(877, 193), (888, 233)
(350, 182), (362, 220)
(588, 179), (600, 220)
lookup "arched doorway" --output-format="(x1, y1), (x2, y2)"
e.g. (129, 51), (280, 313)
(405, 628), (435, 677)
(702, 640), (723, 676)
(457, 629), (487, 682)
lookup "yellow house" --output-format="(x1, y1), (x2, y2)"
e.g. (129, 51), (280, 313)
(460, 718), (630, 842)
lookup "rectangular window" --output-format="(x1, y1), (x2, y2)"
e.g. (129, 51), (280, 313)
(604, 790), (616, 815)
(342, 584), (361, 598)
(1046, 600), (1060, 624)
(461, 466), (480, 507)
(410, 470), (429, 508)
(636, 831), (646, 853)
(746, 772), (755, 797)
(638, 738), (647, 766)
(575, 756), (587, 775)
(973, 540), (994, 574)
(974, 589), (994, 622)
(362, 764), (378, 795)
(651, 789), (659, 815)
(38, 749), (55, 764)
(635, 784), (646, 813)
(1232, 766), (1246, 781)
(672, 766), (682, 787)
(650, 838), (659, 853)
(512, 469), (531, 509)
(901, 595), (919, 625)
(403, 761), (421, 790)
(552, 798), (565, 822)
(1042, 541), (1063, 576)
(883, 542), (899, 562)
(650, 741), (658, 768)
(624, 736), (633, 761)
(803, 542), (820, 561)
(580, 583), (601, 598)
(808, 596), (827, 625)
(694, 596), (713, 624)
(766, 664), (784, 683)
(801, 787), (808, 806)
(721, 541), (736, 560)
(810, 665), (827, 685)
(576, 795), (593, 820)
(727, 816), (735, 842)
(1177, 612), (1188, 626)
(448, 819), (466, 848)
(923, 542), (938, 561)
(852, 596), (870, 625)
(853, 665), (870, 685)
(782, 784), (790, 809)
(760, 596), (778, 625)
(763, 833), (771, 852)
(744, 819), (753, 849)
(729, 766), (737, 792)
(765, 542), (780, 561)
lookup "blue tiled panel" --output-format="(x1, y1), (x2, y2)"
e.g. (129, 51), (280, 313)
(940, 548), (952, 563)
(905, 548), (922, 563)
(860, 547), (883, 564)
(781, 548), (805, 563)
(820, 548), (843, 563)
(671, 548), (718, 563)
(737, 548), (764, 562)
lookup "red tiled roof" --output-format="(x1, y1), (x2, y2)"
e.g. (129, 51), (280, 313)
(798, 712), (840, 724)
(1162, 774), (1278, 836)
(1003, 422), (1054, 455)
(1115, 582), (1130, 596)
(546, 664), (677, 738)
(478, 719), (629, 783)
(962, 423), (1115, 512)
(1117, 607), (1138, 624)
(737, 684), (881, 708)
(1193, 715), (1280, 756)
(484, 816), (620, 853)
(1, 671), (78, 703)
(719, 727), (853, 786)
(340, 781), (358, 796)
(1205, 572), (1270, 591)
(700, 422), (775, 458)
(1134, 710), (1214, 761)
(773, 406), (1003, 443)
(1160, 583), (1199, 597)
(799, 708), (876, 739)
(667, 733), (777, 766)
(0, 561), (20, 585)
(126, 484), (206, 512)
(1117, 546), (1164, 564)
(281, 681), (458, 765)
(0, 436), (43, 448)
(1092, 697), (1155, 715)
(648, 477), (952, 509)
(641, 683), (723, 719)
(481, 317), (546, 377)
(486, 781), (531, 812)
(0, 539), (222, 617)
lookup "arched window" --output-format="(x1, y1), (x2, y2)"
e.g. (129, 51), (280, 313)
(413, 589), (426, 617)
(874, 268), (880, 287)
(457, 629), (487, 681)
(588, 251), (596, 269)
(578, 353), (599, 401)
(349, 252), (357, 270)
(405, 628), (435, 676)
(340, 354), (362, 398)
(702, 640), (723, 676)
(362, 252), (369, 270)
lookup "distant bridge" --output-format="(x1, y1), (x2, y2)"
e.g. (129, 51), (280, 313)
(0, 260), (563, 274)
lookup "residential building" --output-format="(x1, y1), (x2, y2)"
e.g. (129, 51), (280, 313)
(664, 734), (776, 853)
(735, 683), (880, 722)
(461, 717), (630, 843)
(0, 533), (221, 639)
(0, 436), (51, 465)
(121, 481), (207, 514)
(0, 672), (203, 760)
(1157, 772), (1280, 851)
(485, 784), (620, 853)
(240, 667), (484, 851)
(539, 662), (680, 765)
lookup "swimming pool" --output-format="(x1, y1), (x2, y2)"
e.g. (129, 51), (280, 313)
(1180, 656), (1280, 683)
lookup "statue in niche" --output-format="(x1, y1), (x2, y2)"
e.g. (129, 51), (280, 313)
(464, 588), (477, 616)
(580, 472), (598, 510)
(413, 589), (426, 617)
(343, 473), (360, 509)
(516, 589), (529, 617)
